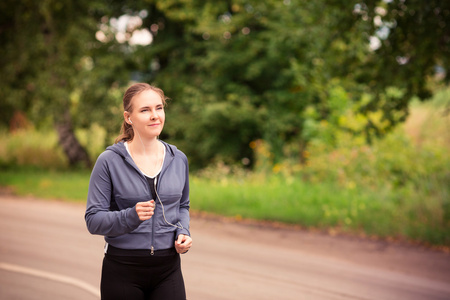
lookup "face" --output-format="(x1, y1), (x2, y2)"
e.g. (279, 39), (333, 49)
(126, 89), (165, 139)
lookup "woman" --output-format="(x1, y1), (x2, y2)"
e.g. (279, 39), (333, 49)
(85, 83), (192, 300)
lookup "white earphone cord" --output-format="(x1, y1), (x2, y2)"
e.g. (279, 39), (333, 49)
(132, 121), (183, 230)
(154, 181), (183, 229)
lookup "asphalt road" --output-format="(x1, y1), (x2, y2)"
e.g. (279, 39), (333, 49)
(0, 196), (449, 300)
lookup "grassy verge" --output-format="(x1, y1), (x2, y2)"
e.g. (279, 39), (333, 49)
(0, 168), (448, 247)
(0, 168), (91, 202)
(191, 174), (449, 247)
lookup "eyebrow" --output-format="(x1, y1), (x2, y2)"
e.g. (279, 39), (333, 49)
(139, 104), (164, 109)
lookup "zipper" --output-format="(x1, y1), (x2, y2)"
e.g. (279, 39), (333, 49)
(151, 178), (156, 255)
(125, 156), (156, 256)
(148, 195), (157, 254)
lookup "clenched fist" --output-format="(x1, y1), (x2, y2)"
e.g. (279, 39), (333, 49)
(135, 200), (155, 221)
(175, 234), (192, 254)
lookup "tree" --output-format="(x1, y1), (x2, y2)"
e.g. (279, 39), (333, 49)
(0, 0), (135, 167)
(358, 0), (449, 95)
(111, 0), (370, 167)
(133, 0), (449, 168)
(2, 0), (448, 170)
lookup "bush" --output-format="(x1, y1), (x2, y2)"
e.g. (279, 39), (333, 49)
(0, 129), (68, 169)
(0, 123), (109, 170)
(230, 87), (450, 245)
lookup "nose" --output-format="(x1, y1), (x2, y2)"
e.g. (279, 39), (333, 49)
(150, 109), (158, 120)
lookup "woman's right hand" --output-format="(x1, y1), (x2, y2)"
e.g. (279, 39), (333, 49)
(135, 200), (155, 221)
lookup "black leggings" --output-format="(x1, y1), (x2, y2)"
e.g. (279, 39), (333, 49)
(100, 248), (186, 300)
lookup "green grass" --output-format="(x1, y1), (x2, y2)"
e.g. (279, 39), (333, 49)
(0, 167), (448, 247)
(190, 175), (449, 247)
(0, 168), (91, 202)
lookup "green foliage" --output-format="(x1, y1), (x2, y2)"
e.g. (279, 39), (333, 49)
(0, 129), (68, 169)
(301, 82), (408, 149)
(75, 123), (112, 161)
(0, 125), (110, 169)
(254, 90), (450, 245)
(193, 89), (449, 246)
(1, 0), (449, 168)
(0, 0), (134, 147)
(357, 0), (450, 100)
(115, 0), (448, 169)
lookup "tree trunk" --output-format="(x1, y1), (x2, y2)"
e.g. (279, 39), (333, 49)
(55, 110), (91, 168)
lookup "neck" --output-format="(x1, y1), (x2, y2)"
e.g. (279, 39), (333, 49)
(129, 137), (160, 156)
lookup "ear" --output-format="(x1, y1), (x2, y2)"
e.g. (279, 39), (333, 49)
(123, 112), (132, 125)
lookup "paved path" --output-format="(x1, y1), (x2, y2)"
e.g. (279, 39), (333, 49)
(0, 196), (449, 299)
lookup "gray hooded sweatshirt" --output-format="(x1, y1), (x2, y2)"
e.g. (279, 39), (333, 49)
(85, 141), (190, 252)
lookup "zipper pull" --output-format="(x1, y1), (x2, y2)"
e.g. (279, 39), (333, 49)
(151, 246), (154, 255)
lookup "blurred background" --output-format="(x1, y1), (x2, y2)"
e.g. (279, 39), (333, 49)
(0, 0), (449, 248)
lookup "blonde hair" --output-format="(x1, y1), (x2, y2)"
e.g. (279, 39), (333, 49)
(115, 83), (168, 143)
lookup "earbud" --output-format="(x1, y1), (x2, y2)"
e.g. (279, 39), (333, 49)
(128, 118), (132, 124)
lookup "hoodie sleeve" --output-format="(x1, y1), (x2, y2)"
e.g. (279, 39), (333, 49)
(176, 152), (191, 238)
(85, 151), (142, 237)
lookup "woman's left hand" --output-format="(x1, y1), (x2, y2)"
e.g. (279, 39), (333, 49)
(175, 234), (192, 254)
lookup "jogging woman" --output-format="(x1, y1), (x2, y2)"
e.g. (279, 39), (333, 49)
(85, 83), (192, 299)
